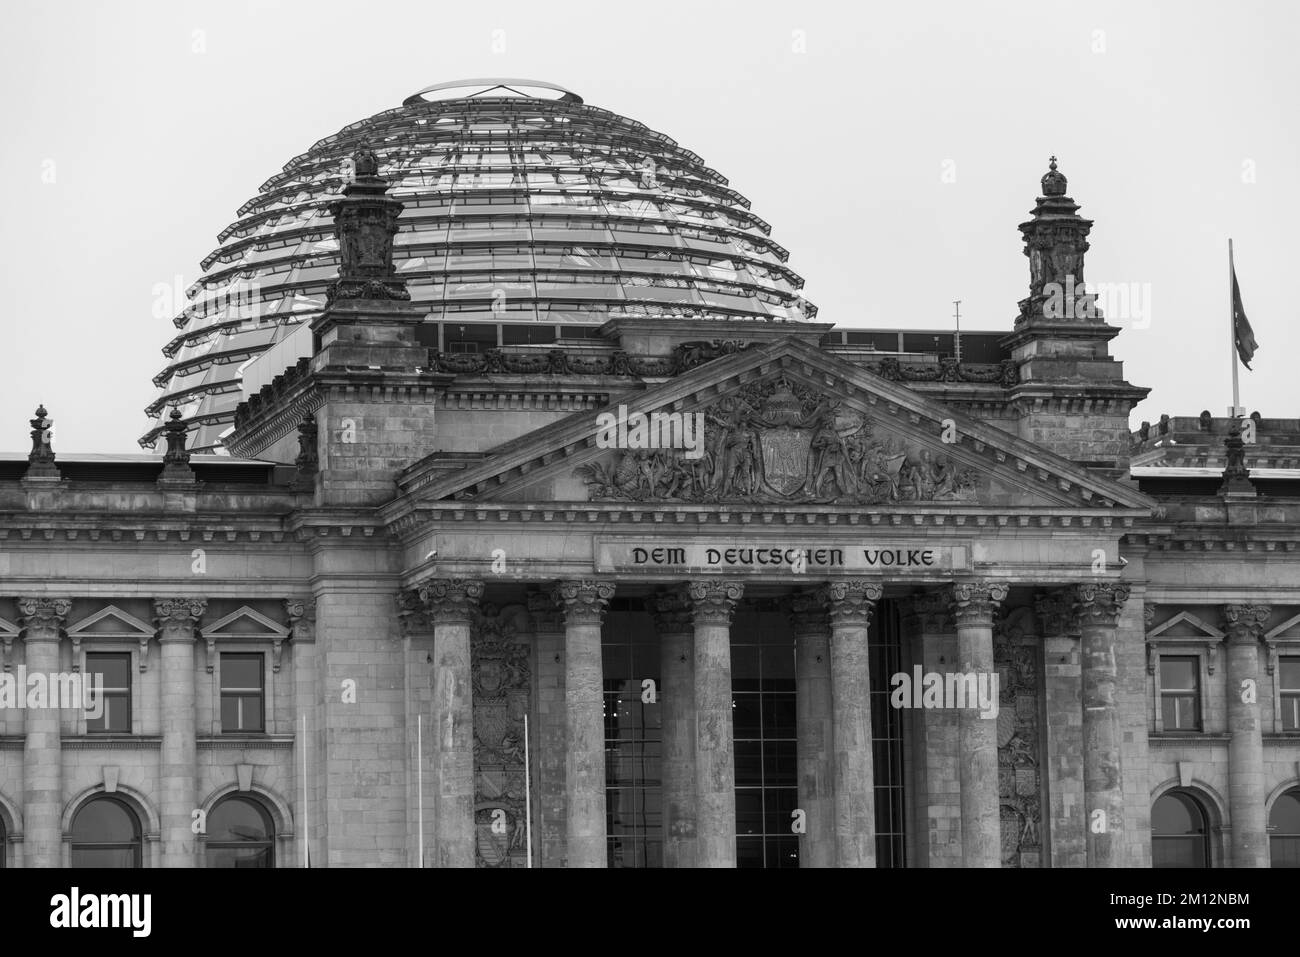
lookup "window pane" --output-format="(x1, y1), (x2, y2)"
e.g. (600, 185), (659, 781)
(1270, 792), (1300, 834)
(87, 653), (131, 689)
(1160, 657), (1197, 691)
(221, 655), (263, 690)
(220, 695), (241, 730)
(206, 845), (273, 868)
(208, 797), (272, 842)
(71, 798), (139, 843)
(71, 846), (139, 869)
(1279, 658), (1300, 691)
(1152, 793), (1200, 835)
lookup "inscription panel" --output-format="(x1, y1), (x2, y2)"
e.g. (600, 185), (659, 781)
(595, 538), (969, 574)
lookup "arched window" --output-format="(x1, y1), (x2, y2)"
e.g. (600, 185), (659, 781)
(0, 813), (6, 869)
(1152, 791), (1211, 868)
(1269, 789), (1300, 868)
(205, 796), (275, 868)
(71, 797), (143, 868)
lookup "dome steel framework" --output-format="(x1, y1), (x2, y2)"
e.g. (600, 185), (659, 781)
(142, 79), (817, 452)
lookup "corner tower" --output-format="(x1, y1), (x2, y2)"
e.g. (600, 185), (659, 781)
(1001, 158), (1148, 475)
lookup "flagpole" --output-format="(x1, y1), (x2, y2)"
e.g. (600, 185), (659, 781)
(523, 713), (533, 868)
(418, 714), (424, 868)
(1230, 238), (1240, 416)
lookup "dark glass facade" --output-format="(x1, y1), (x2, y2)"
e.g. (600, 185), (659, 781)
(602, 599), (906, 868)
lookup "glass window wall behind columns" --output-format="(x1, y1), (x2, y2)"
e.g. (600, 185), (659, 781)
(600, 597), (906, 868)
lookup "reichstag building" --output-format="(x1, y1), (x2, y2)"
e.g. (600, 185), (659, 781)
(1, 79), (1297, 868)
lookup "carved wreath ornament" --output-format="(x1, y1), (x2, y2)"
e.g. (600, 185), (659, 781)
(577, 376), (980, 505)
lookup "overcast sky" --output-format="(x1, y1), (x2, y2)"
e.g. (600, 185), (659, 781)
(1, 0), (1296, 454)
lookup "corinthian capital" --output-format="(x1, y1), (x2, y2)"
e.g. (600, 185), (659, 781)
(17, 597), (71, 642)
(553, 580), (615, 627)
(686, 580), (744, 626)
(1035, 590), (1076, 639)
(418, 578), (484, 626)
(817, 580), (882, 628)
(650, 589), (693, 635)
(900, 590), (954, 637)
(784, 590), (830, 638)
(1070, 582), (1130, 627)
(1221, 604), (1270, 645)
(946, 580), (1008, 628)
(152, 598), (207, 641)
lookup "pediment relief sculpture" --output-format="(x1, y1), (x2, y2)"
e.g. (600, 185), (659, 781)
(576, 375), (980, 505)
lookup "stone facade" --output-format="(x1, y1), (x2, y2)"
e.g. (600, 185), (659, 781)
(1, 153), (1297, 870)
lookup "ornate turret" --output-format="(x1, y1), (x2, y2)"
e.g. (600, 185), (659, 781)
(326, 144), (410, 304)
(1016, 157), (1099, 326)
(1001, 159), (1149, 474)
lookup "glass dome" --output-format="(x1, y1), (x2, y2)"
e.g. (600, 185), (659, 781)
(142, 79), (817, 452)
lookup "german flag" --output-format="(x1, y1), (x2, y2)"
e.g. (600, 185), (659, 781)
(1232, 257), (1259, 370)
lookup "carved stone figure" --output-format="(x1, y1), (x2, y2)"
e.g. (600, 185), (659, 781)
(577, 375), (984, 505)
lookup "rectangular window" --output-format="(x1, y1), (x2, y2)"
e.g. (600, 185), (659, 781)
(1160, 656), (1201, 731)
(85, 652), (131, 734)
(220, 654), (264, 733)
(1280, 657), (1300, 732)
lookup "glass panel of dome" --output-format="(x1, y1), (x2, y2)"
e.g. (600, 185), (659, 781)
(622, 284), (701, 305)
(611, 229), (676, 248)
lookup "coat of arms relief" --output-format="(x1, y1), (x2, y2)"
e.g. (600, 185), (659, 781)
(577, 375), (981, 505)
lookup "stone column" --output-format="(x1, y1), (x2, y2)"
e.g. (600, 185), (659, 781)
(286, 598), (320, 869)
(553, 580), (614, 868)
(946, 581), (1007, 868)
(899, 591), (961, 867)
(1036, 591), (1085, 867)
(527, 590), (567, 867)
(18, 597), (70, 867)
(652, 590), (697, 868)
(1221, 604), (1271, 867)
(419, 578), (482, 868)
(788, 591), (835, 868)
(1072, 582), (1130, 868)
(687, 580), (743, 868)
(154, 597), (206, 868)
(818, 580), (882, 868)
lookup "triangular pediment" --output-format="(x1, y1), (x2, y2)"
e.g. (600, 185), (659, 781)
(1147, 611), (1224, 641)
(0, 617), (16, 637)
(67, 605), (155, 639)
(1266, 613), (1300, 642)
(199, 605), (289, 638)
(402, 337), (1153, 513)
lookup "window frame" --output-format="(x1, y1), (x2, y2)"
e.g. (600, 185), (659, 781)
(219, 652), (266, 734)
(1272, 647), (1300, 734)
(1151, 789), (1212, 868)
(1268, 788), (1300, 868)
(84, 651), (133, 735)
(203, 795), (276, 869)
(69, 795), (144, 869)
(1158, 654), (1202, 733)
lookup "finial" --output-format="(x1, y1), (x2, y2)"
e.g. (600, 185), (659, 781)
(159, 405), (194, 482)
(1041, 155), (1068, 197)
(24, 403), (59, 479)
(327, 143), (409, 303)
